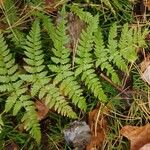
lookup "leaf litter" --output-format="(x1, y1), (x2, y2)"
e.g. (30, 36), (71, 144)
(121, 124), (150, 150)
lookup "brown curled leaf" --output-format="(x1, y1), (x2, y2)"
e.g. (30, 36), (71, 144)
(121, 124), (150, 150)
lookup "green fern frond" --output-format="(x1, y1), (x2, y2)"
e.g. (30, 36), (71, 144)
(108, 23), (128, 72)
(70, 5), (93, 23)
(33, 12), (55, 40)
(3, 0), (18, 24)
(75, 15), (107, 102)
(48, 8), (87, 111)
(118, 23), (137, 62)
(0, 31), (22, 106)
(8, 30), (26, 48)
(0, 31), (41, 143)
(118, 24), (148, 63)
(133, 27), (149, 48)
(20, 19), (77, 118)
(21, 95), (41, 143)
(94, 28), (120, 84)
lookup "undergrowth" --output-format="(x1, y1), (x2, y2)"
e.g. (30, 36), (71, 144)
(0, 0), (149, 149)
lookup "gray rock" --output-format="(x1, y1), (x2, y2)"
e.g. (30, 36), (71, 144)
(63, 121), (91, 150)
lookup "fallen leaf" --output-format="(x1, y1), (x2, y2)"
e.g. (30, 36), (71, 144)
(140, 143), (150, 150)
(143, 0), (150, 10)
(67, 13), (86, 67)
(141, 65), (150, 84)
(35, 100), (49, 121)
(4, 141), (19, 150)
(121, 124), (150, 150)
(140, 54), (150, 84)
(86, 106), (108, 150)
(140, 54), (150, 73)
(0, 0), (4, 7)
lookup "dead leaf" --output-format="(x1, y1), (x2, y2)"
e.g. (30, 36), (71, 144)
(140, 54), (150, 84)
(140, 54), (150, 73)
(143, 0), (150, 10)
(0, 0), (4, 7)
(67, 13), (86, 67)
(35, 100), (49, 121)
(141, 65), (150, 84)
(86, 106), (108, 150)
(121, 124), (150, 150)
(4, 141), (19, 150)
(140, 143), (150, 150)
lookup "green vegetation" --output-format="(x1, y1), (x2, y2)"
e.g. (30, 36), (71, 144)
(0, 0), (149, 149)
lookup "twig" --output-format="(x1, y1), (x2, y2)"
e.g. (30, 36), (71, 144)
(100, 73), (122, 92)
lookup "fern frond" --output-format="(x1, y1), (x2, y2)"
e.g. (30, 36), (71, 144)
(33, 12), (55, 40)
(118, 23), (136, 62)
(48, 8), (87, 110)
(3, 0), (18, 24)
(70, 5), (93, 23)
(107, 23), (128, 72)
(75, 15), (107, 102)
(133, 27), (149, 48)
(8, 30), (26, 48)
(118, 24), (148, 63)
(21, 95), (41, 143)
(0, 31), (21, 100)
(20, 19), (77, 118)
(0, 31), (41, 142)
(94, 28), (120, 84)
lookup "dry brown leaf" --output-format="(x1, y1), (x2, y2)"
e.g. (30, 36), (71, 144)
(0, 0), (4, 7)
(86, 107), (108, 150)
(121, 124), (150, 150)
(35, 100), (49, 121)
(143, 0), (150, 10)
(67, 13), (86, 67)
(140, 54), (150, 84)
(140, 143), (150, 150)
(140, 54), (150, 73)
(4, 141), (19, 150)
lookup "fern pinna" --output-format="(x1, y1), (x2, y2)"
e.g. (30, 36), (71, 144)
(48, 9), (87, 111)
(0, 31), (41, 143)
(20, 19), (77, 119)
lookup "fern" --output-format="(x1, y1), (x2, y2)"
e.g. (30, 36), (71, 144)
(70, 5), (93, 23)
(107, 23), (128, 72)
(0, 31), (41, 143)
(47, 8), (87, 111)
(94, 28), (120, 84)
(2, 0), (26, 48)
(3, 0), (18, 24)
(33, 12), (55, 40)
(20, 19), (77, 118)
(73, 13), (107, 102)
